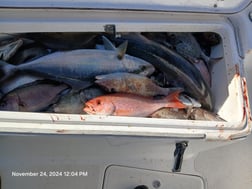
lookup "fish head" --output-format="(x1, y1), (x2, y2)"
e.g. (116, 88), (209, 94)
(80, 87), (106, 102)
(95, 74), (124, 93)
(122, 55), (155, 76)
(83, 97), (115, 115)
(0, 93), (19, 111)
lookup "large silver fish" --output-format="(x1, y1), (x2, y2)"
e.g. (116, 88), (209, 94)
(0, 37), (155, 90)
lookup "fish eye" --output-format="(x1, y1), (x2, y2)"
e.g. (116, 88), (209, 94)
(0, 101), (6, 107)
(170, 34), (176, 39)
(96, 99), (101, 105)
(140, 65), (146, 71)
(19, 102), (25, 107)
(110, 88), (116, 93)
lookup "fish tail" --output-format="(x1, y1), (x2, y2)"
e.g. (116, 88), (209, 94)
(166, 91), (186, 109)
(164, 87), (184, 95)
(0, 60), (17, 81)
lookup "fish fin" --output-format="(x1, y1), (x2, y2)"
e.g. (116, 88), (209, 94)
(116, 40), (128, 60)
(179, 94), (201, 108)
(204, 57), (223, 75)
(201, 51), (223, 69)
(102, 35), (128, 59)
(164, 87), (184, 95)
(208, 57), (223, 65)
(102, 36), (116, 51)
(95, 44), (105, 50)
(166, 91), (186, 109)
(0, 60), (17, 81)
(54, 77), (93, 91)
(109, 101), (117, 115)
(95, 72), (127, 80)
(79, 91), (88, 103)
(1, 39), (23, 61)
(95, 74), (108, 80)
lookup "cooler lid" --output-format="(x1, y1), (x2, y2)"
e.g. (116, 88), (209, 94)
(104, 165), (204, 189)
(0, 0), (251, 13)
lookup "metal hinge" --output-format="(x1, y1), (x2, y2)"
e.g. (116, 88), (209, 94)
(172, 141), (188, 172)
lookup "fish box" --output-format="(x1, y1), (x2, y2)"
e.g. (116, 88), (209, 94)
(0, 1), (251, 142)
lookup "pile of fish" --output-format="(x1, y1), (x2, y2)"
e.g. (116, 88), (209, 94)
(0, 32), (224, 121)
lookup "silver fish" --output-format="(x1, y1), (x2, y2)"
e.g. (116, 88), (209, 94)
(179, 94), (201, 108)
(95, 72), (181, 97)
(0, 37), (155, 90)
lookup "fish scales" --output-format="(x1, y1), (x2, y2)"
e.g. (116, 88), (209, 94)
(189, 108), (225, 121)
(114, 33), (213, 110)
(0, 47), (155, 90)
(150, 108), (189, 119)
(19, 51), (127, 78)
(95, 72), (180, 96)
(83, 92), (186, 117)
(52, 87), (106, 114)
(0, 82), (68, 112)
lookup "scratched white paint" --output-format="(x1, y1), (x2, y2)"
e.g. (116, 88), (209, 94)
(0, 0), (250, 13)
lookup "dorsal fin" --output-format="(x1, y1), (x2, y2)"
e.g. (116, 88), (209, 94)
(102, 36), (128, 60)
(116, 40), (128, 60)
(102, 36), (116, 50)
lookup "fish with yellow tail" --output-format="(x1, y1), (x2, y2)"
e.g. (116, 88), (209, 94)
(0, 36), (155, 90)
(83, 91), (186, 117)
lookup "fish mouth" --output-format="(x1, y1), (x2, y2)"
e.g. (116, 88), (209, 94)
(83, 103), (96, 114)
(94, 79), (103, 85)
(138, 65), (155, 76)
